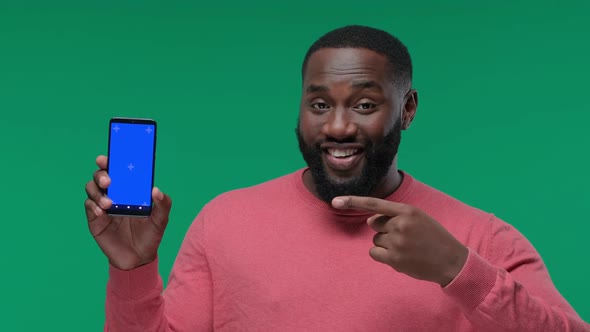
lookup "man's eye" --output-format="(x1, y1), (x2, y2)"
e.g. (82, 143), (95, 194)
(312, 103), (330, 110)
(355, 103), (377, 110)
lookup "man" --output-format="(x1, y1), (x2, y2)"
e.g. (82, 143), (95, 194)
(85, 25), (589, 331)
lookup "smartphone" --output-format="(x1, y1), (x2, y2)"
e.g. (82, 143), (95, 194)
(106, 117), (157, 217)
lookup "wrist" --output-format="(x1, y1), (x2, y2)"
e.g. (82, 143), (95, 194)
(439, 245), (468, 287)
(108, 255), (157, 271)
(108, 257), (161, 299)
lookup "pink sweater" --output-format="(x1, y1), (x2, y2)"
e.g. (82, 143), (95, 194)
(105, 169), (588, 331)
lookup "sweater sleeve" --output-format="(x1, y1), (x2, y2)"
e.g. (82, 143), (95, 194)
(104, 211), (213, 331)
(443, 216), (589, 332)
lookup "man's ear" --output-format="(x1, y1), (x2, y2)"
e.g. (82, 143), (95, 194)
(402, 89), (418, 130)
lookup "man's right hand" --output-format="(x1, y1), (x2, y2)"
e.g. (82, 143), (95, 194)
(84, 155), (172, 270)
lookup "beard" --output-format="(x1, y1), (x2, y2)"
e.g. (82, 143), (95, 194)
(296, 118), (402, 204)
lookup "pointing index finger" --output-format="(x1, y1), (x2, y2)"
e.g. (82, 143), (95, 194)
(332, 196), (406, 216)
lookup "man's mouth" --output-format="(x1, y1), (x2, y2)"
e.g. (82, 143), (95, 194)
(323, 147), (364, 171)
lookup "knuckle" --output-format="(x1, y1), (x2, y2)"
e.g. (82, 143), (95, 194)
(389, 251), (403, 266)
(364, 197), (378, 209)
(393, 236), (407, 250)
(94, 169), (107, 181)
(372, 233), (382, 245)
(368, 248), (375, 259)
(346, 197), (355, 209)
(84, 198), (94, 209)
(393, 218), (406, 232)
(395, 218), (412, 233)
(85, 181), (94, 194)
(401, 205), (414, 215)
(369, 247), (381, 260)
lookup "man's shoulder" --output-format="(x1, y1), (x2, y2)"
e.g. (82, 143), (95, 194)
(404, 173), (505, 250)
(404, 173), (493, 221)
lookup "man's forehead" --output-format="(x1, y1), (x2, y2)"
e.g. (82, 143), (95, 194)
(304, 48), (390, 83)
(306, 48), (388, 70)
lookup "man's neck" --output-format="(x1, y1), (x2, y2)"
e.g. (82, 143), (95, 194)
(370, 165), (403, 199)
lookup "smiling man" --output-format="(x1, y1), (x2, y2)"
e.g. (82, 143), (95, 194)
(85, 25), (589, 331)
(297, 45), (409, 203)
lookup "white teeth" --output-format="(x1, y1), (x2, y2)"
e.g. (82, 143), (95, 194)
(328, 149), (358, 158)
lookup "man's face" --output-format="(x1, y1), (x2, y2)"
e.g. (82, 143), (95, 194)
(297, 48), (408, 203)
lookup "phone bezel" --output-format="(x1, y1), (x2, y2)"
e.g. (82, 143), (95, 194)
(106, 117), (157, 217)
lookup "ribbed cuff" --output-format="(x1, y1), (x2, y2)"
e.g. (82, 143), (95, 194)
(443, 248), (497, 313)
(108, 258), (161, 300)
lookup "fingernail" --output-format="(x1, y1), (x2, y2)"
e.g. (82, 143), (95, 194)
(95, 206), (102, 216)
(154, 188), (163, 201)
(100, 177), (109, 187)
(332, 198), (346, 209)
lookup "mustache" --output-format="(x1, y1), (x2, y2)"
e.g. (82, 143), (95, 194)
(322, 135), (359, 144)
(298, 134), (368, 151)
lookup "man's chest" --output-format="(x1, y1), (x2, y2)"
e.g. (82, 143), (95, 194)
(204, 223), (468, 331)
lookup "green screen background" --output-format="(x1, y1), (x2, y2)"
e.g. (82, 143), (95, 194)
(1, 1), (588, 329)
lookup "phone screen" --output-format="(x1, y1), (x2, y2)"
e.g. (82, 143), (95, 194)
(106, 118), (157, 216)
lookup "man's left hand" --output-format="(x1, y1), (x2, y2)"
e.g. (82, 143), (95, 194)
(332, 196), (468, 287)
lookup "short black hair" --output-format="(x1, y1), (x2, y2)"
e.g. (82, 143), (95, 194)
(302, 25), (412, 90)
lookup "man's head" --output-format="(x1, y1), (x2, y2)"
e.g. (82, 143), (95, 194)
(301, 25), (413, 91)
(296, 25), (418, 203)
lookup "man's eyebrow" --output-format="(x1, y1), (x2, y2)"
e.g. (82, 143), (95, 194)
(305, 81), (382, 93)
(305, 84), (329, 93)
(351, 80), (382, 91)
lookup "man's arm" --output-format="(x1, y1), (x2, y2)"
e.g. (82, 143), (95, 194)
(104, 212), (213, 331)
(443, 217), (589, 332)
(332, 196), (589, 332)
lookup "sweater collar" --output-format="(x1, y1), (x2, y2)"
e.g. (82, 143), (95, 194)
(291, 167), (415, 221)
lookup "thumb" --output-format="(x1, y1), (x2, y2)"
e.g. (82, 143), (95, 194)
(151, 187), (172, 230)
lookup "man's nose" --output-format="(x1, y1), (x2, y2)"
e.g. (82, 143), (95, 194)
(321, 108), (358, 141)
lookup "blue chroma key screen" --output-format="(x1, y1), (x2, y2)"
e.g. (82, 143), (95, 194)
(108, 122), (156, 209)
